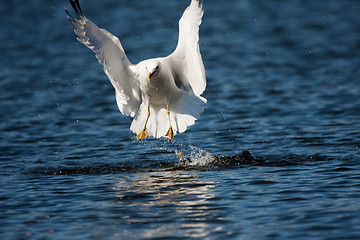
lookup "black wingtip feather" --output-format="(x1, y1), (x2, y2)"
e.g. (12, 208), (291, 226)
(64, 8), (74, 21)
(69, 0), (83, 17)
(75, 0), (83, 15)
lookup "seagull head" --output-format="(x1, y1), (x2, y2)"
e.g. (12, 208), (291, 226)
(146, 60), (161, 82)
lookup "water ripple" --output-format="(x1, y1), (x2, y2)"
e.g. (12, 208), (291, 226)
(1, 0), (360, 239)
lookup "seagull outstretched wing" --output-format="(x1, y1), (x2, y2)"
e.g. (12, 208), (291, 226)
(168, 0), (206, 98)
(66, 0), (140, 117)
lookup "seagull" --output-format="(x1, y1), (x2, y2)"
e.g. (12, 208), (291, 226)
(65, 0), (206, 140)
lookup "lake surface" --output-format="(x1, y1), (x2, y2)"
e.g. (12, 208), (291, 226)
(1, 0), (360, 239)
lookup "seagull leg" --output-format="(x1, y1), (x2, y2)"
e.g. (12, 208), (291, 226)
(165, 106), (174, 140)
(136, 105), (150, 140)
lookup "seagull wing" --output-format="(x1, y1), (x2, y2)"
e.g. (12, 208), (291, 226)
(167, 0), (206, 97)
(66, 0), (140, 117)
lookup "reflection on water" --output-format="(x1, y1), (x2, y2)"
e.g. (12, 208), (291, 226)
(113, 171), (229, 238)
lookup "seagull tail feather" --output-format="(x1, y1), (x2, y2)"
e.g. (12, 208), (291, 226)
(170, 92), (206, 134)
(130, 92), (206, 139)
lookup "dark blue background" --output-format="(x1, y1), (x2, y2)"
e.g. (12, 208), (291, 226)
(1, 0), (359, 239)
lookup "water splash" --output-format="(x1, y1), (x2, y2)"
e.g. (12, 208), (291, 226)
(177, 147), (216, 167)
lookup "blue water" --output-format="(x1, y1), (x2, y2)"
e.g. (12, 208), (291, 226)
(1, 0), (360, 239)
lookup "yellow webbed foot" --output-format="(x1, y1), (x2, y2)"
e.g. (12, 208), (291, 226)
(136, 105), (150, 140)
(165, 105), (175, 140)
(165, 127), (174, 140)
(136, 128), (149, 140)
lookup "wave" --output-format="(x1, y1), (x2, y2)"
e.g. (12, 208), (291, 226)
(29, 149), (342, 176)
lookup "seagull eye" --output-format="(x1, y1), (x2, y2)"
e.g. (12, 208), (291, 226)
(155, 65), (159, 70)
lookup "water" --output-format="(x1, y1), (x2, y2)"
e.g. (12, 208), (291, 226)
(1, 0), (360, 239)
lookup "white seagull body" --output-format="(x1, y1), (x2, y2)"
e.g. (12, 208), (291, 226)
(66, 0), (206, 140)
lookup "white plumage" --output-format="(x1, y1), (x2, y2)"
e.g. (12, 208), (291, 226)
(66, 0), (206, 140)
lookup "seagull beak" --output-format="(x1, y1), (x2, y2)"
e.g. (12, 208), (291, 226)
(148, 72), (152, 82)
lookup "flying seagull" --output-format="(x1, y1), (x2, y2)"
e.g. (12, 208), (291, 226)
(65, 0), (206, 140)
